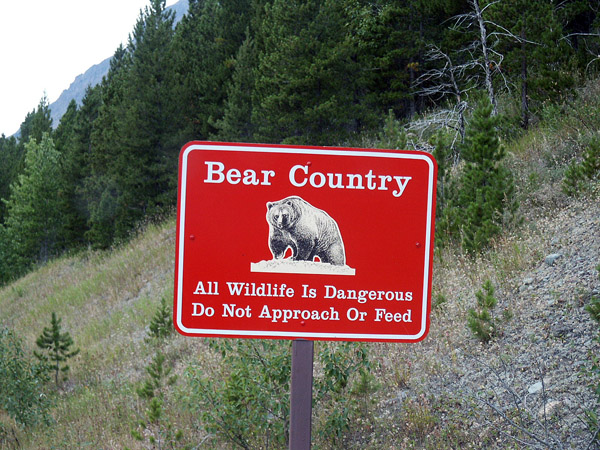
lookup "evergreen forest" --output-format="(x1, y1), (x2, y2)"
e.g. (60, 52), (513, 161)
(1, 0), (599, 283)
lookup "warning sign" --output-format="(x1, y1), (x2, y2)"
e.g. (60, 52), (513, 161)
(174, 142), (437, 342)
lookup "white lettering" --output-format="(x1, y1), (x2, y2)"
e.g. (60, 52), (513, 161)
(192, 303), (215, 317)
(324, 285), (337, 298)
(289, 164), (308, 187)
(288, 166), (410, 197)
(204, 161), (411, 197)
(310, 172), (326, 188)
(258, 306), (340, 323)
(258, 304), (272, 319)
(347, 308), (367, 321)
(346, 174), (364, 190)
(222, 304), (252, 318)
(243, 169), (260, 186)
(204, 161), (225, 183)
(261, 170), (275, 185)
(378, 175), (392, 190)
(392, 176), (412, 197)
(204, 161), (275, 186)
(226, 168), (241, 184)
(328, 173), (344, 189)
(193, 281), (218, 295)
(374, 308), (412, 322)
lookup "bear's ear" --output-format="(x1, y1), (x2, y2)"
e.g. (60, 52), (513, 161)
(267, 202), (273, 210)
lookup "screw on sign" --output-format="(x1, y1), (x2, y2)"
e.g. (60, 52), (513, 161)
(173, 141), (437, 448)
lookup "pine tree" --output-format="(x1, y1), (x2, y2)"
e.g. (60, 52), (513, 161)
(455, 98), (516, 253)
(0, 328), (50, 426)
(485, 0), (573, 128)
(467, 279), (498, 342)
(53, 100), (84, 250)
(19, 95), (53, 145)
(117, 0), (179, 225)
(2, 134), (63, 275)
(0, 134), (21, 223)
(131, 352), (181, 446)
(87, 1), (180, 246)
(33, 312), (80, 386)
(356, 0), (426, 118)
(55, 86), (102, 249)
(172, 0), (253, 140)
(147, 297), (173, 341)
(253, 0), (367, 144)
(216, 29), (257, 141)
(430, 130), (456, 243)
(86, 46), (130, 249)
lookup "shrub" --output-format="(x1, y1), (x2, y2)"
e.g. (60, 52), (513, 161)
(468, 280), (498, 343)
(584, 264), (600, 446)
(131, 351), (184, 449)
(378, 109), (408, 150)
(431, 130), (459, 246)
(186, 339), (374, 449)
(453, 99), (517, 253)
(563, 135), (600, 195)
(0, 328), (50, 427)
(147, 296), (173, 341)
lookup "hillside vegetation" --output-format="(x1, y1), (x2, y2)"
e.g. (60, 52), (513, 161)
(2, 0), (600, 448)
(0, 76), (599, 448)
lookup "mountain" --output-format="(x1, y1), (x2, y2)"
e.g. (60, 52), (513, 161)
(48, 59), (111, 128)
(48, 0), (189, 129)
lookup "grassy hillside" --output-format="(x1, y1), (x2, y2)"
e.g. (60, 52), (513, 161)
(1, 81), (600, 448)
(0, 218), (219, 447)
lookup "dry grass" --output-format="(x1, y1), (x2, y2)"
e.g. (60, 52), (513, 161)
(0, 219), (215, 448)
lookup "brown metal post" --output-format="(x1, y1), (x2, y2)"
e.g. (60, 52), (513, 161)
(289, 339), (314, 450)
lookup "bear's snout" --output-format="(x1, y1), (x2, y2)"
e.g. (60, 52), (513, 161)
(275, 213), (289, 227)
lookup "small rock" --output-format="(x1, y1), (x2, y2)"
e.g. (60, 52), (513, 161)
(538, 400), (561, 418)
(552, 325), (570, 337)
(523, 277), (534, 285)
(528, 381), (544, 394)
(545, 253), (563, 266)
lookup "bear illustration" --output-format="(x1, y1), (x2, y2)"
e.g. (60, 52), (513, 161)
(266, 196), (346, 266)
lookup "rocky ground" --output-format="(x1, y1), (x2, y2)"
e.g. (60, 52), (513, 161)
(372, 191), (600, 449)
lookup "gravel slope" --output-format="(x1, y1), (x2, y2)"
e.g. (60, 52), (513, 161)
(374, 191), (600, 449)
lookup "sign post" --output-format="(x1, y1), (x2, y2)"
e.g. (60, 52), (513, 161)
(174, 141), (437, 446)
(290, 340), (314, 450)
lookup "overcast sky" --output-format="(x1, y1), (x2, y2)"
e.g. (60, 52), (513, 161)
(0, 0), (177, 137)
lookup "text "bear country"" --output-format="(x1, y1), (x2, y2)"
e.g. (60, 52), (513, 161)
(203, 161), (412, 198)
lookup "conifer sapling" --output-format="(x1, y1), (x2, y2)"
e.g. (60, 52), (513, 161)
(34, 312), (80, 385)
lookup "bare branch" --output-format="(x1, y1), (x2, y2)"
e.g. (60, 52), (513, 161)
(586, 426), (600, 450)
(474, 358), (567, 450)
(477, 396), (555, 448)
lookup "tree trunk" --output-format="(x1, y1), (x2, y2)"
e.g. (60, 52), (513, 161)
(520, 28), (529, 129)
(472, 0), (497, 115)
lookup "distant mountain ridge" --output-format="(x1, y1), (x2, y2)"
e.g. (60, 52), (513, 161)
(48, 0), (188, 130)
(49, 59), (111, 128)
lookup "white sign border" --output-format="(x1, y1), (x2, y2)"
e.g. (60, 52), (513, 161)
(175, 142), (436, 341)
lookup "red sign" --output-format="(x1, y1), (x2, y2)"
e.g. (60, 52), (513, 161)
(174, 142), (436, 342)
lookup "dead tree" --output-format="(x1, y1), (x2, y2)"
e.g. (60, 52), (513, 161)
(414, 44), (475, 145)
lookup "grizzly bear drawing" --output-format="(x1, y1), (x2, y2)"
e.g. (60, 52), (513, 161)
(266, 196), (346, 266)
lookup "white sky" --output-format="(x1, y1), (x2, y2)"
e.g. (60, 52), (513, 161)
(0, 0), (178, 137)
